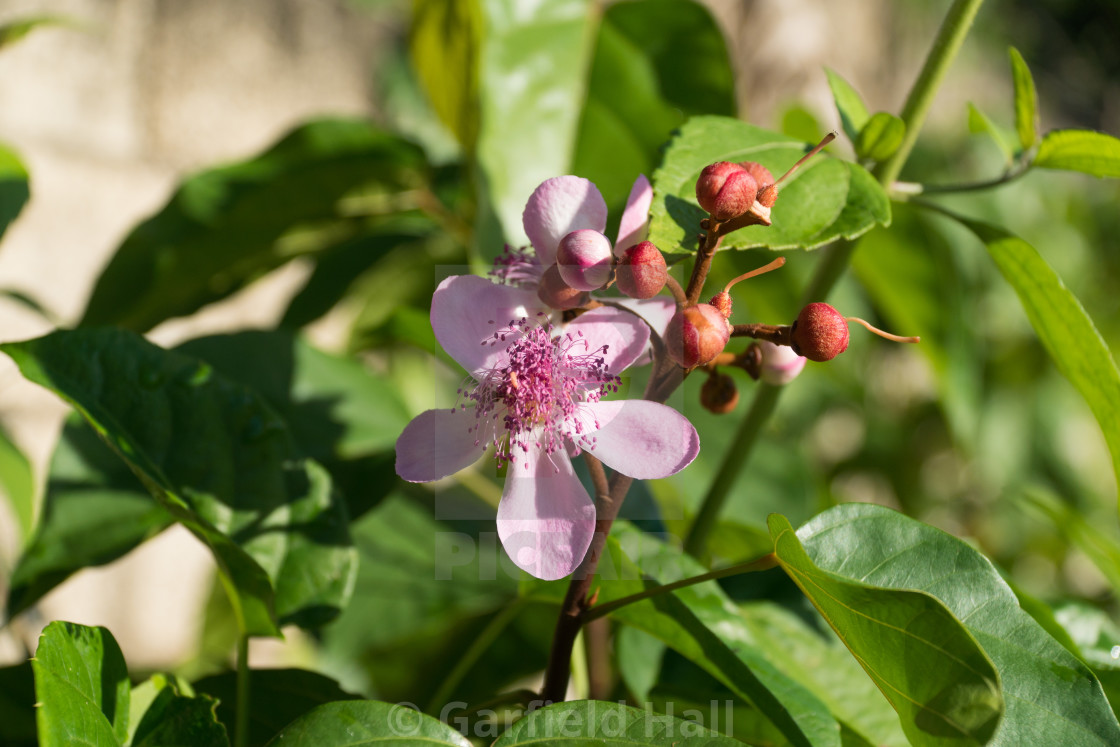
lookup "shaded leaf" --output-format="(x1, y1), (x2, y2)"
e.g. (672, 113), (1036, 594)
(797, 503), (1120, 745)
(130, 676), (228, 747)
(264, 701), (471, 746)
(1034, 129), (1120, 178)
(494, 700), (743, 745)
(649, 116), (889, 254)
(0, 662), (37, 747)
(0, 142), (30, 243)
(0, 421), (35, 546)
(825, 68), (870, 145)
(770, 513), (1002, 746)
(410, 0), (482, 150)
(1008, 47), (1039, 151)
(80, 119), (429, 331)
(2, 328), (358, 635)
(855, 112), (905, 162)
(193, 669), (357, 747)
(960, 219), (1120, 504)
(32, 621), (129, 747)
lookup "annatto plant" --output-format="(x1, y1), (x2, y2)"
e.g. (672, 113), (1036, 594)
(2, 1), (1120, 746)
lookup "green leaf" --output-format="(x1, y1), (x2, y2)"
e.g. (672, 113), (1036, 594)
(0, 662), (37, 747)
(0, 15), (74, 49)
(1052, 602), (1120, 714)
(649, 116), (890, 254)
(129, 675), (228, 747)
(473, 0), (595, 259)
(32, 621), (130, 747)
(0, 142), (30, 243)
(263, 701), (471, 746)
(966, 103), (1014, 163)
(855, 111), (905, 162)
(79, 119), (429, 331)
(6, 417), (173, 617)
(0, 421), (35, 546)
(410, 0), (482, 150)
(796, 503), (1120, 745)
(1008, 47), (1039, 151)
(1, 328), (358, 635)
(193, 669), (355, 747)
(770, 513), (1002, 746)
(1034, 129), (1120, 178)
(825, 68), (870, 145)
(1016, 490), (1120, 594)
(960, 219), (1120, 504)
(494, 700), (744, 745)
(572, 0), (735, 220)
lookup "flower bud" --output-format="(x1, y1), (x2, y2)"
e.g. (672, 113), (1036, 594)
(616, 240), (667, 299)
(741, 161), (774, 189)
(557, 229), (613, 291)
(758, 340), (806, 384)
(695, 162), (758, 221)
(665, 304), (731, 369)
(701, 372), (739, 414)
(537, 263), (589, 310)
(790, 302), (849, 362)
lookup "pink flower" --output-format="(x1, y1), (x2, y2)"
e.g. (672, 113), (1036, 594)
(395, 275), (699, 580)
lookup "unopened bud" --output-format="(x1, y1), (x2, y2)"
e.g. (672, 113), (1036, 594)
(790, 302), (849, 362)
(701, 372), (739, 414)
(758, 340), (806, 384)
(616, 241), (668, 299)
(537, 263), (589, 310)
(556, 229), (613, 291)
(695, 162), (758, 221)
(665, 304), (731, 369)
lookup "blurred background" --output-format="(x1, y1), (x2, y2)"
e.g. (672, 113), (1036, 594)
(0, 0), (1118, 694)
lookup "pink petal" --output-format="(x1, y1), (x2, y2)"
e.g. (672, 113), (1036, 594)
(395, 409), (492, 483)
(565, 306), (649, 374)
(496, 442), (596, 580)
(614, 174), (653, 256)
(523, 176), (608, 266)
(610, 297), (677, 366)
(432, 275), (548, 375)
(582, 399), (699, 479)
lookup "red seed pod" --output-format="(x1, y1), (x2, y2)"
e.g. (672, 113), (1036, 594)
(756, 182), (779, 208)
(664, 304), (731, 369)
(790, 302), (850, 362)
(701, 372), (739, 414)
(740, 161), (774, 189)
(537, 263), (589, 310)
(616, 241), (668, 299)
(695, 162), (758, 221)
(709, 291), (732, 318)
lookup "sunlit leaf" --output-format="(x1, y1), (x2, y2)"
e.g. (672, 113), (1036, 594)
(649, 116), (889, 254)
(410, 0), (482, 150)
(0, 15), (74, 49)
(493, 700), (743, 745)
(264, 701), (471, 746)
(0, 142), (30, 243)
(796, 503), (1120, 745)
(1034, 129), (1120, 178)
(0, 421), (35, 546)
(825, 68), (870, 146)
(32, 621), (130, 747)
(966, 103), (1014, 163)
(1008, 47), (1039, 151)
(856, 112), (905, 162)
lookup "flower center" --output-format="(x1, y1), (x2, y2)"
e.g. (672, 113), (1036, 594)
(463, 318), (619, 468)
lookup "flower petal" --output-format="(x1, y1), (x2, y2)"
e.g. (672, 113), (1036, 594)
(523, 176), (608, 266)
(432, 275), (548, 375)
(614, 174), (652, 256)
(583, 399), (699, 479)
(395, 408), (492, 483)
(609, 296), (677, 366)
(565, 305), (649, 374)
(496, 442), (596, 580)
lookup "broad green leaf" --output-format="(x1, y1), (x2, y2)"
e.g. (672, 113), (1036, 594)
(0, 15), (74, 49)
(0, 142), (30, 242)
(1, 328), (358, 635)
(0, 421), (35, 545)
(410, 0), (482, 150)
(797, 503), (1120, 745)
(6, 417), (173, 617)
(781, 104), (824, 144)
(1052, 602), (1120, 714)
(1008, 47), (1039, 151)
(473, 0), (594, 259)
(0, 662), (37, 747)
(80, 119), (429, 331)
(649, 116), (890, 254)
(825, 68), (870, 145)
(264, 701), (471, 746)
(526, 525), (843, 747)
(615, 626), (665, 703)
(770, 513), (1002, 746)
(960, 219), (1120, 502)
(32, 621), (130, 747)
(855, 111), (905, 162)
(1034, 129), (1120, 178)
(572, 0), (735, 220)
(494, 700), (743, 745)
(193, 669), (355, 747)
(966, 103), (1014, 163)
(129, 675), (227, 747)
